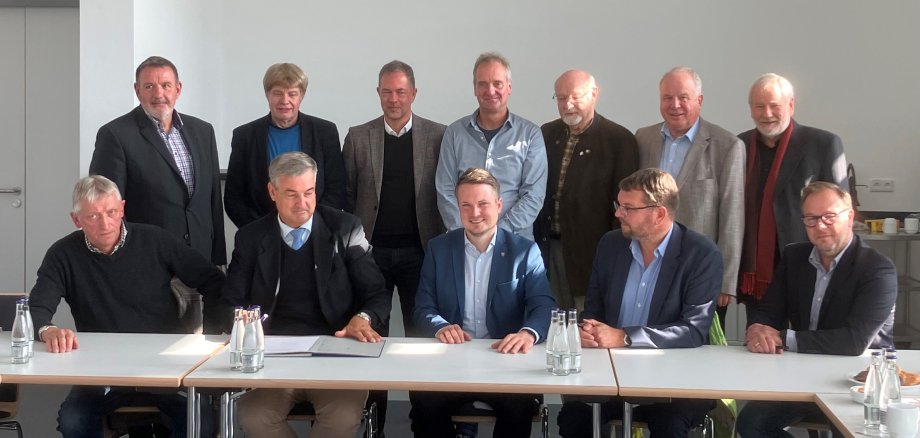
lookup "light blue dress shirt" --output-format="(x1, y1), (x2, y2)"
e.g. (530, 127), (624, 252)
(277, 215), (314, 249)
(463, 232), (496, 339)
(658, 119), (700, 177)
(618, 224), (675, 327)
(435, 110), (548, 240)
(785, 236), (854, 351)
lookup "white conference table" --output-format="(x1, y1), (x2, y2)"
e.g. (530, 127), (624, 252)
(184, 337), (618, 437)
(0, 332), (226, 386)
(610, 346), (920, 436)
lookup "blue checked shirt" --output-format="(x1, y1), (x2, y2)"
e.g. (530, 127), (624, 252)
(148, 112), (195, 197)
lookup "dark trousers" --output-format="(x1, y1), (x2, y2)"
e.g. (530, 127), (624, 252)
(371, 244), (424, 435)
(58, 386), (214, 438)
(736, 400), (838, 437)
(372, 245), (424, 337)
(558, 398), (713, 438)
(409, 391), (540, 438)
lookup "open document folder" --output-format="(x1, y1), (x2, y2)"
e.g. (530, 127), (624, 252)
(263, 335), (386, 358)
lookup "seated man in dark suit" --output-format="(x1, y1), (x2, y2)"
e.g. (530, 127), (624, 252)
(736, 181), (897, 436)
(411, 167), (556, 438)
(29, 175), (224, 438)
(557, 168), (722, 438)
(222, 151), (391, 438)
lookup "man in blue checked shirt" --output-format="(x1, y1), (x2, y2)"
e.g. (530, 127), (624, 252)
(435, 52), (548, 241)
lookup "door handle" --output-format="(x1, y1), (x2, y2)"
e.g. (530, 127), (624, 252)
(0, 187), (22, 195)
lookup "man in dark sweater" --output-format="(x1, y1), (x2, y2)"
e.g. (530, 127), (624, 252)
(28, 175), (224, 438)
(224, 151), (390, 438)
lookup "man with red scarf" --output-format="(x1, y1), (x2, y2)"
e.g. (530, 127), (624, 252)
(737, 73), (849, 315)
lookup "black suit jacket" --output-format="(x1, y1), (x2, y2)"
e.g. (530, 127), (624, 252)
(747, 235), (897, 356)
(224, 112), (347, 228)
(738, 120), (849, 250)
(583, 223), (723, 348)
(221, 206), (391, 333)
(90, 106), (227, 265)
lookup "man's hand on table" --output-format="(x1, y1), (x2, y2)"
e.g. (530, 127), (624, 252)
(334, 315), (382, 343)
(491, 330), (536, 354)
(40, 327), (79, 353)
(580, 319), (627, 348)
(435, 324), (472, 344)
(745, 323), (784, 354)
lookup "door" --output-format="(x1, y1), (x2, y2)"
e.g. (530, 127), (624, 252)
(0, 8), (26, 294)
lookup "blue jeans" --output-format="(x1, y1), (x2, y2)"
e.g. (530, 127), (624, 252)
(371, 245), (424, 337)
(736, 400), (830, 437)
(58, 386), (213, 438)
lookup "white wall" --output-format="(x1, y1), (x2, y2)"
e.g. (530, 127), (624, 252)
(80, 0), (920, 213)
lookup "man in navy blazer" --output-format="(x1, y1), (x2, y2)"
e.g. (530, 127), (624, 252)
(412, 168), (556, 438)
(736, 182), (896, 436)
(558, 168), (722, 438)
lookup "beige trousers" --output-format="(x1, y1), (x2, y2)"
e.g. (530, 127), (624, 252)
(238, 388), (368, 438)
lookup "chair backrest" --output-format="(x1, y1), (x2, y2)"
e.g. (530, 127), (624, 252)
(0, 293), (23, 331)
(0, 294), (23, 421)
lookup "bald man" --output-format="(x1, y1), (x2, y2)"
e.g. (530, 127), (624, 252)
(536, 70), (638, 309)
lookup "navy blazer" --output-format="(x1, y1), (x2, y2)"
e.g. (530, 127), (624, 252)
(413, 228), (556, 341)
(224, 112), (347, 228)
(220, 206), (391, 333)
(583, 223), (723, 348)
(90, 106), (227, 265)
(747, 235), (897, 356)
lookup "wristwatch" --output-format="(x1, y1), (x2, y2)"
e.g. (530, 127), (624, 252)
(623, 332), (632, 347)
(356, 312), (371, 323)
(38, 325), (57, 342)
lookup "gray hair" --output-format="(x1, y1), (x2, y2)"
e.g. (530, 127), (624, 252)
(136, 56), (179, 83)
(749, 73), (795, 104)
(73, 175), (122, 213)
(378, 60), (416, 88)
(661, 66), (702, 95)
(801, 181), (853, 209)
(268, 152), (318, 187)
(619, 168), (680, 219)
(473, 52), (512, 83)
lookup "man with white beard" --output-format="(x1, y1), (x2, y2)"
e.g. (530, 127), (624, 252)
(535, 69), (638, 310)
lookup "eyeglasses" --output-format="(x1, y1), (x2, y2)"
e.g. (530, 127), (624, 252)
(80, 209), (124, 224)
(613, 201), (660, 216)
(552, 88), (593, 104)
(802, 208), (851, 227)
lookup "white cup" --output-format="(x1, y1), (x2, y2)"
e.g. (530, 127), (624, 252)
(905, 218), (919, 234)
(887, 402), (919, 437)
(884, 218), (899, 234)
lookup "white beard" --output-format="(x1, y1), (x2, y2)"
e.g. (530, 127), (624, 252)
(563, 114), (583, 126)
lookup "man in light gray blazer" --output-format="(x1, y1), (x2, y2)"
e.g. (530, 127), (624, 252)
(635, 66), (745, 327)
(343, 60), (446, 338)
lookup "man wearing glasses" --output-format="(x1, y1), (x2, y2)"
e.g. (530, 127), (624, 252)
(736, 181), (896, 436)
(557, 168), (722, 437)
(536, 69), (638, 310)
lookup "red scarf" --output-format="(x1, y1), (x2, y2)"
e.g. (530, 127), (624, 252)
(739, 123), (794, 300)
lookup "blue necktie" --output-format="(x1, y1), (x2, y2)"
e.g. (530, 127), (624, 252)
(290, 228), (307, 250)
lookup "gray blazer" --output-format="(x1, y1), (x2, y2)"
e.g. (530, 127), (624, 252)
(636, 118), (745, 296)
(343, 114), (447, 246)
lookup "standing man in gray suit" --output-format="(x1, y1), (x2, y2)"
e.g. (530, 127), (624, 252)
(343, 60), (446, 435)
(737, 73), (848, 313)
(343, 60), (446, 337)
(536, 70), (638, 310)
(635, 66), (745, 327)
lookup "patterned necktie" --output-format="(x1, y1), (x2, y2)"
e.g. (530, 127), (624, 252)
(290, 228), (307, 250)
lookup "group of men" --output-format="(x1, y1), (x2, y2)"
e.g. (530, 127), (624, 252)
(23, 51), (896, 438)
